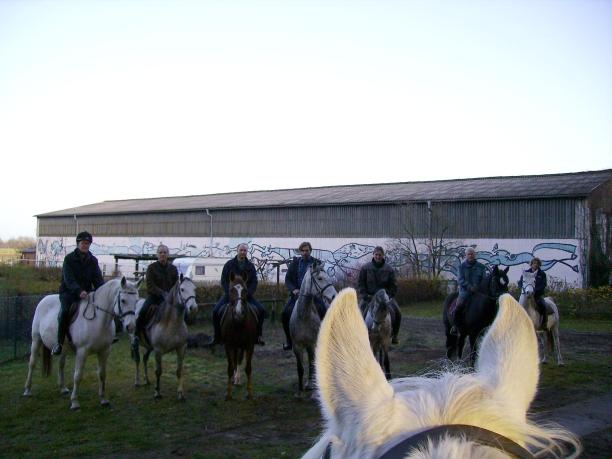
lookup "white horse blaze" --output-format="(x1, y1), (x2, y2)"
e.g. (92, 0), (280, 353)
(302, 289), (579, 459)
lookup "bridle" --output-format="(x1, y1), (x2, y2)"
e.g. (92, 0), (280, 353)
(176, 278), (197, 310)
(306, 267), (335, 300)
(324, 424), (534, 459)
(84, 287), (138, 321)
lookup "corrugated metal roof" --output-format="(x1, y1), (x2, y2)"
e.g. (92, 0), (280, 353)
(38, 169), (612, 217)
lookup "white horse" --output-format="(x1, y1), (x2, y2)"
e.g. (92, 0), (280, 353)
(303, 290), (580, 459)
(131, 275), (198, 401)
(23, 277), (142, 410)
(364, 289), (393, 379)
(518, 271), (564, 366)
(290, 263), (337, 398)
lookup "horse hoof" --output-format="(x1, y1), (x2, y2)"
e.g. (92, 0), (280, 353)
(70, 403), (80, 411)
(559, 363), (566, 367)
(178, 393), (186, 402)
(60, 387), (70, 396)
(22, 390), (32, 397)
(154, 393), (162, 400)
(294, 392), (304, 400)
(100, 399), (110, 407)
(225, 395), (232, 401)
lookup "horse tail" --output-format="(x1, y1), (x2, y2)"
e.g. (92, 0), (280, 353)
(42, 345), (52, 377)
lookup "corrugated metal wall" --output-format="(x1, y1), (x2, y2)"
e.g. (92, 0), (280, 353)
(38, 198), (579, 239)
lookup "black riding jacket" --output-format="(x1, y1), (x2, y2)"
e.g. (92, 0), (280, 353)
(358, 258), (397, 298)
(59, 249), (104, 297)
(146, 261), (179, 298)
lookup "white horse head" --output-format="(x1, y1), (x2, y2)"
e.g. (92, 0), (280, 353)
(176, 274), (199, 320)
(520, 271), (537, 300)
(303, 289), (579, 459)
(303, 263), (337, 307)
(116, 276), (143, 334)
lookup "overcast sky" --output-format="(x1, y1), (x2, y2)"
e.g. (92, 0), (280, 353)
(1, 0), (610, 240)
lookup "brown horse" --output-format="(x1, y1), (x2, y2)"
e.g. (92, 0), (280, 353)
(221, 273), (258, 400)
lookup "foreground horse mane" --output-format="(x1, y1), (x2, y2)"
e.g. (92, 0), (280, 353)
(304, 289), (580, 459)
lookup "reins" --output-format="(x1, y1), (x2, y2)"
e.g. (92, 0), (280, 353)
(83, 286), (138, 321)
(323, 424), (535, 459)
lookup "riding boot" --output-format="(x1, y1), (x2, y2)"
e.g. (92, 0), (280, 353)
(256, 314), (265, 346)
(52, 308), (69, 355)
(282, 313), (292, 350)
(205, 315), (222, 347)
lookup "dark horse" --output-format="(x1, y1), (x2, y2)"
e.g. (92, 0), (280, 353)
(443, 265), (509, 365)
(221, 273), (258, 401)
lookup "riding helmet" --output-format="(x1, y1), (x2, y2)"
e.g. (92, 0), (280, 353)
(76, 231), (93, 243)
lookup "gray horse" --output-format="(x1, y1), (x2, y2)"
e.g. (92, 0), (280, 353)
(289, 263), (337, 398)
(364, 289), (392, 379)
(131, 275), (198, 401)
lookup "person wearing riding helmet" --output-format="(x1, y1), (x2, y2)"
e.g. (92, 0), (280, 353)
(518, 257), (548, 328)
(281, 241), (325, 351)
(52, 231), (105, 355)
(357, 246), (402, 344)
(132, 244), (178, 350)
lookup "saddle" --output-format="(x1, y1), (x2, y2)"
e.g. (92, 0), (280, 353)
(447, 296), (471, 318)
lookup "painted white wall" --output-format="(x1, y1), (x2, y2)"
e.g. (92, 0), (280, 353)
(36, 235), (582, 287)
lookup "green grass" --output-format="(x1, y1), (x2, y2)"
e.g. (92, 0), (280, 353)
(1, 297), (611, 457)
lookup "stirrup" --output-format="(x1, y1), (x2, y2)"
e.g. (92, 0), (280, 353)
(51, 343), (63, 355)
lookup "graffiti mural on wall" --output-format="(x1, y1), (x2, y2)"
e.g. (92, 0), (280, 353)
(36, 237), (580, 284)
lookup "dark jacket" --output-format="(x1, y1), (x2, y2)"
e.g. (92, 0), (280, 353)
(221, 256), (258, 297)
(59, 249), (104, 297)
(358, 258), (397, 298)
(146, 261), (179, 298)
(457, 259), (487, 295)
(518, 268), (547, 297)
(285, 256), (322, 294)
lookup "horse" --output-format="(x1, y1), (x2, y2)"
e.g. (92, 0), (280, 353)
(518, 271), (564, 366)
(443, 265), (509, 365)
(131, 275), (198, 401)
(302, 289), (581, 459)
(23, 277), (142, 410)
(364, 289), (392, 379)
(289, 262), (337, 398)
(220, 273), (258, 401)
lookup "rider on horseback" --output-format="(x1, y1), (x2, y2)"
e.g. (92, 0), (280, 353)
(207, 243), (266, 346)
(357, 246), (402, 344)
(282, 241), (325, 351)
(518, 257), (547, 328)
(52, 231), (105, 355)
(450, 247), (486, 336)
(132, 244), (178, 349)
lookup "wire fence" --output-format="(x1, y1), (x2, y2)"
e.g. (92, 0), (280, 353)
(0, 294), (41, 364)
(0, 294), (286, 365)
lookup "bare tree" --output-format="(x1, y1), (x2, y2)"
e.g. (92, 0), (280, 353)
(389, 203), (461, 278)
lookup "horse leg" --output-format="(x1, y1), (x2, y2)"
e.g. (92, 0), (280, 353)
(245, 347), (254, 400)
(143, 349), (152, 386)
(70, 348), (87, 410)
(97, 347), (111, 406)
(154, 352), (163, 399)
(176, 344), (186, 402)
(225, 346), (235, 401)
(552, 325), (564, 366)
(457, 334), (467, 361)
(383, 348), (391, 380)
(538, 331), (548, 364)
(294, 350), (305, 398)
(445, 332), (457, 360)
(305, 347), (315, 391)
(132, 342), (142, 387)
(468, 334), (478, 367)
(58, 353), (70, 395)
(23, 338), (41, 397)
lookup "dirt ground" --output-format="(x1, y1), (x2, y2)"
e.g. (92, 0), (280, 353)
(148, 316), (612, 458)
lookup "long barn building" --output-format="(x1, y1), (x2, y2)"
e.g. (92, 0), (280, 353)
(36, 169), (611, 287)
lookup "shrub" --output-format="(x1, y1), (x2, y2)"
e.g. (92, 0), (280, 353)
(0, 264), (62, 295)
(395, 277), (446, 305)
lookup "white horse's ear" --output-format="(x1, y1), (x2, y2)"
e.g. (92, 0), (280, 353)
(316, 288), (394, 429)
(476, 293), (539, 417)
(121, 276), (127, 287)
